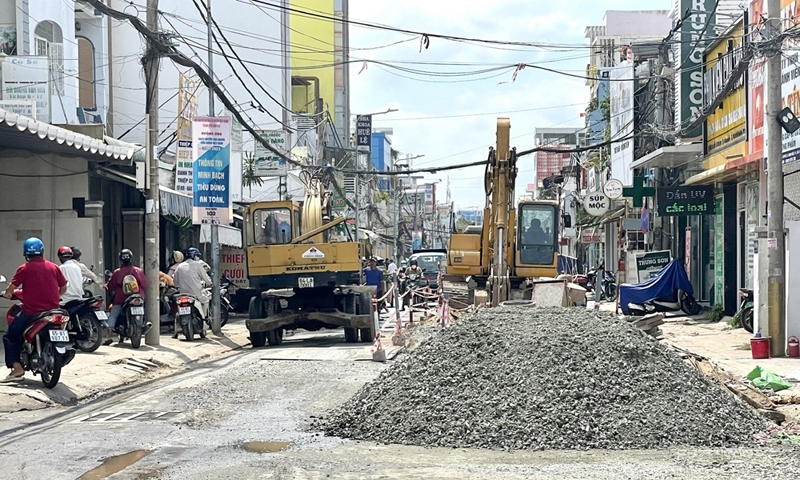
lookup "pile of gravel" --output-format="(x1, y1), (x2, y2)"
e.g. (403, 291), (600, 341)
(319, 306), (768, 451)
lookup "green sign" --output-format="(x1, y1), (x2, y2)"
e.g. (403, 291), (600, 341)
(679, 0), (716, 138)
(636, 250), (672, 281)
(713, 196), (724, 305)
(656, 185), (714, 216)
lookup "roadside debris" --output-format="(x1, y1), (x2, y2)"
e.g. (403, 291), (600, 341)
(320, 306), (767, 451)
(747, 366), (792, 392)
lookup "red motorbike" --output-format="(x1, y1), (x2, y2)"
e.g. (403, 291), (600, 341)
(2, 276), (75, 388)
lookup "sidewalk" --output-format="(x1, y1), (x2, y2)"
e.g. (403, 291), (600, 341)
(0, 319), (252, 413)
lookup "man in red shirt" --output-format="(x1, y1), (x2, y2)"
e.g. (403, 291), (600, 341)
(105, 248), (147, 344)
(2, 238), (66, 381)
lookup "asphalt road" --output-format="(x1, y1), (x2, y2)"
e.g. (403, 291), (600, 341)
(1, 322), (799, 479)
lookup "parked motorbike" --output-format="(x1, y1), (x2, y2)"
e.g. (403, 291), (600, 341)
(173, 293), (207, 341)
(159, 282), (179, 333)
(574, 267), (617, 301)
(63, 295), (108, 353)
(619, 259), (701, 316)
(738, 288), (754, 333)
(219, 275), (235, 327)
(2, 275), (75, 388)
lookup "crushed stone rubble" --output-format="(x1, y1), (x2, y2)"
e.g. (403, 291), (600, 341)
(319, 306), (769, 451)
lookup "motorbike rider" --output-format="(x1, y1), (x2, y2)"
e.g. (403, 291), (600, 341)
(405, 259), (423, 277)
(172, 247), (212, 338)
(167, 250), (184, 278)
(69, 246), (101, 285)
(57, 246), (84, 307)
(2, 238), (67, 382)
(105, 249), (147, 345)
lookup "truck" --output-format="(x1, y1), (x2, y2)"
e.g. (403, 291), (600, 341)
(443, 118), (561, 306)
(241, 197), (376, 347)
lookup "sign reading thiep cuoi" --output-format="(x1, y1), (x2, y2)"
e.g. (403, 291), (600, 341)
(192, 116), (231, 225)
(583, 192), (610, 217)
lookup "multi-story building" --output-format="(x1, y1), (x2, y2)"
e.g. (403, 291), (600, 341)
(530, 127), (584, 197)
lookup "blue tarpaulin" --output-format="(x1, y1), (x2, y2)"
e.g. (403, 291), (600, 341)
(618, 259), (693, 314)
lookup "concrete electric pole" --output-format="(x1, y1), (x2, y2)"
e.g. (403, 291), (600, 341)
(766, 0), (786, 356)
(207, 0), (222, 335)
(144, 0), (161, 346)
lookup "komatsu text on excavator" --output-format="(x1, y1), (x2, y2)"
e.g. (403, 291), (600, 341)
(444, 118), (560, 306)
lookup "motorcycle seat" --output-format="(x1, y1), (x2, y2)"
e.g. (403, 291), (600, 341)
(33, 309), (69, 321)
(23, 320), (50, 343)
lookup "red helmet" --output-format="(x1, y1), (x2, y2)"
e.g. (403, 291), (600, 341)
(57, 246), (73, 260)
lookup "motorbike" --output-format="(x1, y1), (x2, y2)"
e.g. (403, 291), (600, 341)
(159, 281), (179, 333)
(574, 267), (617, 301)
(2, 275), (75, 388)
(403, 272), (427, 309)
(114, 293), (150, 348)
(619, 259), (702, 316)
(173, 293), (207, 341)
(63, 294), (108, 353)
(218, 275), (235, 327)
(738, 288), (754, 333)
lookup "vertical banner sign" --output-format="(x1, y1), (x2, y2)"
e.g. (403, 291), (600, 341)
(356, 115), (372, 147)
(229, 113), (243, 202)
(714, 197), (724, 305)
(679, 0), (717, 139)
(192, 116), (231, 225)
(609, 60), (634, 186)
(424, 183), (435, 214)
(684, 226), (692, 277)
(175, 73), (199, 193)
(749, 0), (766, 161)
(220, 247), (249, 288)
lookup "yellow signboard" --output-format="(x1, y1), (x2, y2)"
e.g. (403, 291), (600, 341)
(704, 21), (746, 160)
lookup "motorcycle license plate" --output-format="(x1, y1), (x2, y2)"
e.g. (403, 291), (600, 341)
(130, 306), (144, 315)
(95, 310), (108, 320)
(49, 329), (70, 342)
(178, 307), (191, 316)
(298, 277), (314, 289)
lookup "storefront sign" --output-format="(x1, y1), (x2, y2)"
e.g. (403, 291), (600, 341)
(609, 61), (634, 187)
(656, 185), (714, 216)
(356, 115), (372, 147)
(703, 21), (746, 156)
(603, 178), (624, 199)
(581, 227), (602, 243)
(714, 197), (724, 304)
(678, 0), (717, 139)
(636, 250), (672, 281)
(220, 247), (248, 288)
(175, 140), (193, 193)
(583, 192), (610, 216)
(424, 183), (435, 215)
(192, 116), (231, 225)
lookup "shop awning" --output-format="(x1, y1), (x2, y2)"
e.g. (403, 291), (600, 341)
(684, 164), (740, 185)
(200, 224), (242, 248)
(724, 151), (763, 171)
(0, 109), (140, 163)
(93, 166), (193, 219)
(631, 143), (703, 170)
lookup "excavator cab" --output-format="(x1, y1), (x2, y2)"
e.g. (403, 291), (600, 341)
(249, 201), (302, 246)
(516, 201), (559, 277)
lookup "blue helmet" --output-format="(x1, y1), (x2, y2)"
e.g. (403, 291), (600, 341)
(23, 237), (44, 256)
(186, 247), (201, 259)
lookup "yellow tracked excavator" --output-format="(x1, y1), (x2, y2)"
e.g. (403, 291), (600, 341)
(444, 118), (561, 306)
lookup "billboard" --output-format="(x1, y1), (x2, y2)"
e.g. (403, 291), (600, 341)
(703, 21), (746, 157)
(254, 130), (289, 177)
(1, 56), (50, 122)
(677, 0), (717, 139)
(609, 60), (634, 187)
(749, 0), (767, 161)
(192, 116), (231, 225)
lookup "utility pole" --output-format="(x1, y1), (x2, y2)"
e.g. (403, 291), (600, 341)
(144, 0), (160, 346)
(207, 0), (222, 335)
(766, 0), (785, 356)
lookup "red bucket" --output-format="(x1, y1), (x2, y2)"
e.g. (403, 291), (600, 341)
(788, 336), (799, 358)
(751, 337), (770, 360)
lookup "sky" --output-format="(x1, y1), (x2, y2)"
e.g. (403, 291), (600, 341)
(348, 0), (672, 210)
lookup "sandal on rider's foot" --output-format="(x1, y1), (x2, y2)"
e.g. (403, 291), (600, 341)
(1, 374), (24, 383)
(103, 338), (113, 346)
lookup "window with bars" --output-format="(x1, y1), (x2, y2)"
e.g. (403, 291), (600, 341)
(34, 21), (64, 96)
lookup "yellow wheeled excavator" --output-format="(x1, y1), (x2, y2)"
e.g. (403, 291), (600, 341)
(444, 118), (560, 306)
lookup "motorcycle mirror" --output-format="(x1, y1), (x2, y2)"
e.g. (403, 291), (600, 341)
(104, 270), (112, 278)
(0, 275), (5, 283)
